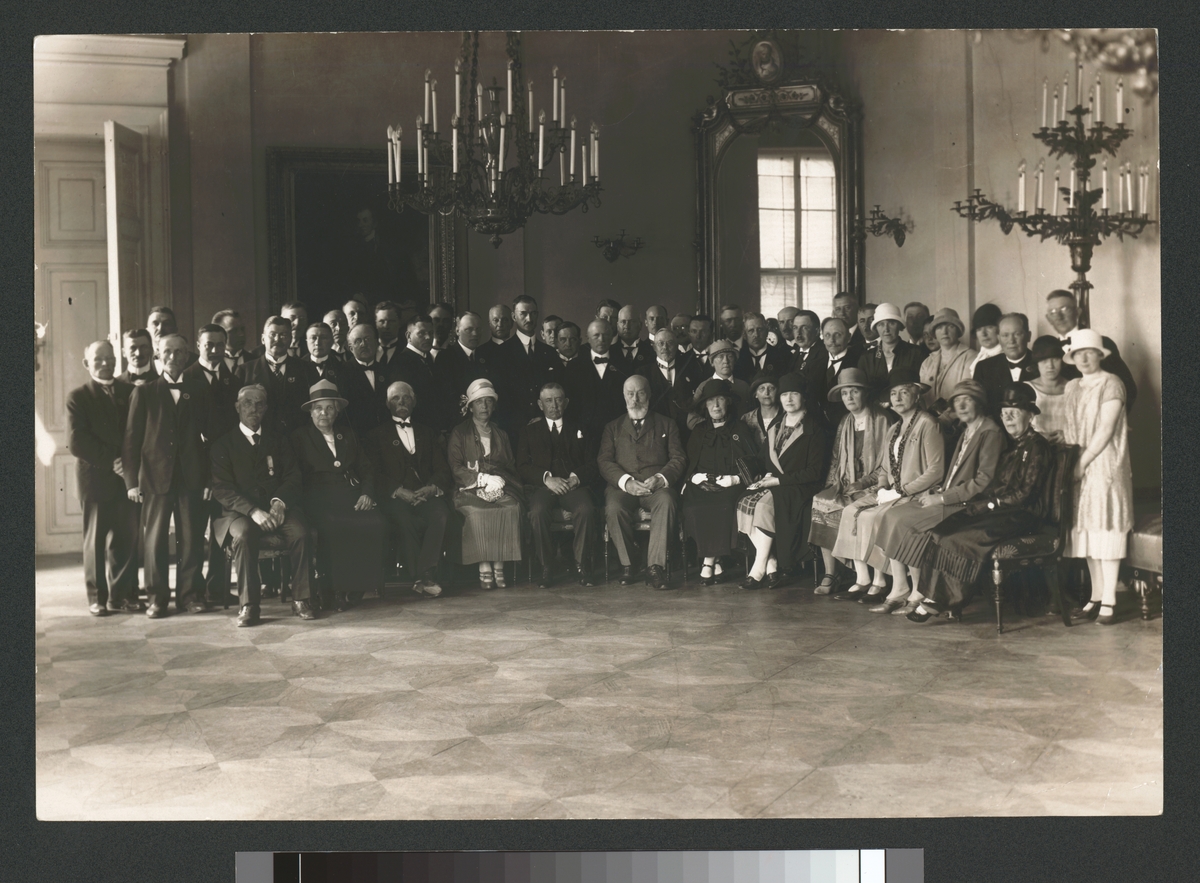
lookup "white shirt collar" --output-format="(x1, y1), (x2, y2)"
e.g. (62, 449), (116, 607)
(129, 363), (152, 375)
(458, 341), (475, 357)
(658, 358), (675, 369)
(310, 354), (328, 365)
(1057, 326), (1079, 341)
(406, 343), (427, 358)
(728, 335), (745, 349)
(266, 353), (288, 366)
(546, 418), (562, 432)
(199, 358), (222, 372)
(593, 351), (610, 361)
(516, 329), (536, 349)
(238, 422), (262, 441)
(679, 344), (693, 353)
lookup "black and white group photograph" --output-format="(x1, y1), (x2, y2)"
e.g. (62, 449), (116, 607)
(29, 27), (1162, 825)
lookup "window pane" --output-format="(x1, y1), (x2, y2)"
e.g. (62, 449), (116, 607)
(801, 167), (836, 211)
(758, 154), (795, 178)
(758, 208), (795, 269)
(757, 173), (794, 211)
(761, 275), (797, 318)
(801, 274), (836, 318)
(800, 209), (836, 269)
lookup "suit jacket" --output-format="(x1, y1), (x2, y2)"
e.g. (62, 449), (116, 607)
(734, 342), (791, 383)
(871, 410), (946, 496)
(367, 419), (453, 496)
(783, 340), (826, 376)
(224, 346), (265, 374)
(337, 359), (392, 440)
(763, 414), (828, 496)
(117, 365), (158, 387)
(494, 334), (564, 438)
(597, 411), (687, 490)
(67, 379), (135, 503)
(938, 417), (1005, 505)
(638, 357), (708, 432)
(183, 359), (240, 442)
(562, 354), (628, 442)
(1056, 333), (1138, 414)
(376, 339), (405, 374)
(858, 340), (929, 401)
(209, 425), (303, 545)
(973, 351), (1040, 417)
(611, 339), (655, 376)
(301, 355), (347, 387)
(390, 346), (442, 429)
(516, 417), (597, 487)
(123, 374), (212, 495)
(804, 346), (857, 428)
(235, 355), (315, 438)
(290, 421), (377, 500)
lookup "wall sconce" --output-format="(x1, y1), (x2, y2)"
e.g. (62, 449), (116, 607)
(853, 205), (910, 247)
(593, 230), (644, 262)
(34, 321), (47, 372)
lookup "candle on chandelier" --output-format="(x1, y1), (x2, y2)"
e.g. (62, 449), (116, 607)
(1041, 78), (1048, 129)
(593, 132), (599, 179)
(1069, 167), (1076, 210)
(477, 82), (484, 122)
(387, 126), (395, 185)
(527, 80), (534, 133)
(424, 145), (429, 183)
(559, 152), (565, 187)
(455, 59), (463, 119)
(499, 112), (506, 171)
(1125, 162), (1134, 213)
(560, 79), (567, 131)
(1035, 160), (1044, 211)
(552, 66), (559, 123)
(1094, 75), (1102, 125)
(1116, 163), (1124, 213)
(507, 61), (514, 116)
(590, 122), (598, 179)
(1052, 167), (1060, 215)
(569, 116), (576, 179)
(582, 144), (589, 185)
(1075, 57), (1084, 110)
(1051, 87), (1059, 128)
(431, 79), (439, 134)
(1140, 163), (1149, 216)
(451, 115), (459, 175)
(1017, 161), (1026, 214)
(1101, 160), (1108, 210)
(416, 117), (423, 177)
(1061, 71), (1069, 118)
(1116, 77), (1124, 125)
(424, 70), (432, 130)
(538, 110), (546, 172)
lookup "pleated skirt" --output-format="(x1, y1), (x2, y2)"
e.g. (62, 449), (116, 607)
(809, 487), (849, 550)
(455, 490), (523, 564)
(873, 498), (965, 568)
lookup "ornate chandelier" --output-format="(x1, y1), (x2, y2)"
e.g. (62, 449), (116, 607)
(386, 31), (602, 247)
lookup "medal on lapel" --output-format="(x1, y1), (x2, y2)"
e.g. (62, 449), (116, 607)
(267, 454), (275, 477)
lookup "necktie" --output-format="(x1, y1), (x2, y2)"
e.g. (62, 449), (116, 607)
(270, 362), (283, 378)
(625, 347), (635, 361)
(633, 418), (644, 433)
(101, 384), (115, 402)
(251, 432), (260, 446)
(551, 422), (559, 438)
(203, 368), (216, 382)
(594, 357), (608, 365)
(528, 340), (534, 356)
(755, 353), (764, 370)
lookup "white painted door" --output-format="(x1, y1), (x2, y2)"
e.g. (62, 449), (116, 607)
(104, 120), (149, 369)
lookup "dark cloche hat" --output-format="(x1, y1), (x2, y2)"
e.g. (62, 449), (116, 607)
(999, 382), (1041, 415)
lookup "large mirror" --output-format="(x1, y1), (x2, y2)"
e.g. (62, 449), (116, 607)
(694, 57), (862, 319)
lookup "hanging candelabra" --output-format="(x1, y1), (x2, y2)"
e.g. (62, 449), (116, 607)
(386, 31), (602, 248)
(952, 55), (1156, 328)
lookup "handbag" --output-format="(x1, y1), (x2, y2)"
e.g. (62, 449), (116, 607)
(735, 456), (760, 488)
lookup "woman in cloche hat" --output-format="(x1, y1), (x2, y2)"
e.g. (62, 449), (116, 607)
(829, 367), (944, 606)
(918, 308), (977, 422)
(1060, 329), (1133, 625)
(1027, 335), (1069, 439)
(291, 379), (386, 615)
(808, 367), (895, 595)
(859, 303), (929, 402)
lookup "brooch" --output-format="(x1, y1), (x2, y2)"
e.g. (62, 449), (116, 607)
(732, 433), (740, 441)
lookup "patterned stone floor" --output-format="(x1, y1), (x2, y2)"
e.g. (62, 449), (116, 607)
(34, 557), (1162, 819)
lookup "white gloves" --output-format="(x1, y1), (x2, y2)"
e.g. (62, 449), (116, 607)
(691, 473), (740, 487)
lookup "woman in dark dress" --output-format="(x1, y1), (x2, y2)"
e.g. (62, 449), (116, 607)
(736, 372), (827, 589)
(291, 379), (386, 611)
(739, 371), (782, 453)
(683, 379), (758, 585)
(906, 383), (1054, 622)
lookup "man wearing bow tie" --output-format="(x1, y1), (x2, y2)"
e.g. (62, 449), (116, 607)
(391, 315), (442, 430)
(611, 305), (654, 375)
(280, 302), (309, 359)
(517, 382), (599, 588)
(340, 322), (392, 439)
(428, 302), (456, 357)
(555, 322), (583, 367)
(214, 310), (263, 372)
(236, 316), (315, 439)
(374, 301), (403, 369)
(734, 313), (788, 382)
(687, 315), (715, 370)
(1043, 289), (1137, 413)
(301, 321), (344, 387)
(718, 304), (746, 351)
(805, 317), (856, 431)
(598, 374), (686, 589)
(146, 306), (196, 374)
(670, 313), (693, 361)
(562, 318), (627, 447)
(185, 323), (242, 607)
(368, 381), (452, 598)
(495, 295), (561, 443)
(123, 334), (214, 618)
(68, 341), (140, 615)
(117, 328), (158, 386)
(322, 310), (350, 361)
(638, 328), (707, 437)
(973, 313), (1040, 418)
(209, 384), (313, 626)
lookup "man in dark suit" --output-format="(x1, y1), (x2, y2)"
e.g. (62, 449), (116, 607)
(638, 329), (707, 437)
(735, 313), (790, 382)
(280, 302), (309, 359)
(435, 311), (493, 423)
(214, 309), (263, 372)
(369, 381), (452, 597)
(974, 312), (1040, 417)
(597, 374), (687, 590)
(68, 341), (141, 615)
(611, 305), (655, 375)
(391, 315), (445, 432)
(786, 309), (826, 375)
(554, 321), (584, 368)
(833, 291), (869, 353)
(517, 382), (599, 588)
(209, 384), (313, 626)
(1044, 289), (1138, 413)
(236, 316), (315, 439)
(494, 295), (562, 444)
(478, 304), (513, 362)
(184, 322), (241, 607)
(339, 322), (392, 439)
(374, 300), (404, 370)
(301, 321), (345, 386)
(118, 328), (157, 386)
(123, 333), (213, 618)
(686, 315), (715, 373)
(322, 309), (350, 362)
(563, 318), (628, 452)
(806, 317), (858, 430)
(147, 305), (197, 373)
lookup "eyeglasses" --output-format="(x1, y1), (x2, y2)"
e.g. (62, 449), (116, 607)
(1046, 308), (1075, 318)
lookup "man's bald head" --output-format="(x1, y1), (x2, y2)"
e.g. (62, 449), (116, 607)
(622, 372), (650, 415)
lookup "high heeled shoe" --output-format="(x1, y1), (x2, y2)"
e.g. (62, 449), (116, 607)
(834, 583), (870, 600)
(1072, 600), (1102, 621)
(493, 566), (507, 589)
(700, 565), (715, 586)
(906, 602), (939, 623)
(479, 570), (496, 590)
(858, 585), (888, 605)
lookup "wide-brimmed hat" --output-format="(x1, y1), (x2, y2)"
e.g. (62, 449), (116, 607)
(706, 339), (737, 358)
(1000, 382), (1040, 415)
(693, 378), (735, 415)
(929, 308), (965, 336)
(1030, 335), (1066, 363)
(1061, 328), (1111, 364)
(947, 378), (988, 410)
(777, 372), (809, 398)
(827, 366), (871, 402)
(972, 303), (1002, 330)
(871, 302), (904, 330)
(463, 378), (499, 407)
(748, 371), (779, 398)
(886, 366), (930, 394)
(301, 379), (348, 411)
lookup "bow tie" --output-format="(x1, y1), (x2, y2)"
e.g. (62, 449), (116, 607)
(593, 357), (609, 364)
(393, 419), (412, 427)
(165, 381), (183, 390)
(360, 362), (376, 370)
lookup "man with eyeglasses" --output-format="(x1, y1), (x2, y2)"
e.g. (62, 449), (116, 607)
(1044, 289), (1137, 413)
